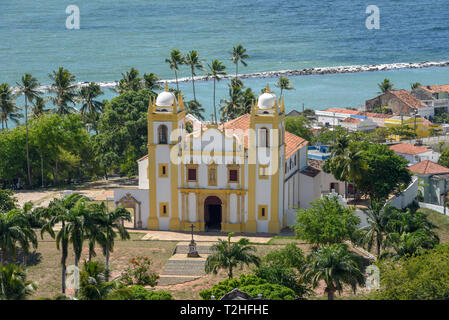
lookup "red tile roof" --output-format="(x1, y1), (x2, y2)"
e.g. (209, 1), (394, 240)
(357, 112), (393, 119)
(419, 85), (449, 94)
(408, 160), (449, 175)
(389, 90), (428, 109)
(389, 143), (432, 155)
(322, 108), (359, 115)
(300, 166), (321, 178)
(137, 154), (149, 162)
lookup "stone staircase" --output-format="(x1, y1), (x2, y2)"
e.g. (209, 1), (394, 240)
(157, 242), (214, 286)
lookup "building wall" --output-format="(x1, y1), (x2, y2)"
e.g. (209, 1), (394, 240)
(114, 189), (149, 229)
(138, 158), (149, 189)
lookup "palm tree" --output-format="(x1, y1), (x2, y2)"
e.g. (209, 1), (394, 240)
(16, 74), (41, 187)
(0, 83), (21, 130)
(99, 206), (131, 279)
(229, 44), (249, 79)
(207, 60), (227, 123)
(116, 68), (143, 93)
(41, 194), (87, 294)
(275, 76), (294, 97)
(358, 201), (396, 256)
(165, 50), (185, 91)
(0, 264), (37, 300)
(304, 244), (364, 300)
(143, 72), (162, 91)
(0, 209), (37, 266)
(77, 82), (104, 127)
(184, 50), (204, 102)
(85, 203), (107, 262)
(48, 67), (77, 115)
(411, 82), (422, 90)
(31, 96), (49, 117)
(205, 233), (260, 279)
(78, 261), (114, 300)
(383, 230), (439, 259)
(378, 78), (394, 93)
(185, 100), (205, 121)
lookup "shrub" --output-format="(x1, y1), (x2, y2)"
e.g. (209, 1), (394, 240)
(120, 256), (159, 287)
(107, 285), (173, 300)
(199, 274), (296, 300)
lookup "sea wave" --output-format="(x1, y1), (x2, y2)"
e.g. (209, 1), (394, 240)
(19, 60), (449, 93)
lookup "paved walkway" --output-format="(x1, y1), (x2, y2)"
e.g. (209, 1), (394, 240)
(141, 230), (273, 243)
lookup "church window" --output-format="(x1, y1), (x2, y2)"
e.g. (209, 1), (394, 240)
(258, 205), (268, 220)
(159, 164), (168, 177)
(229, 169), (239, 183)
(259, 165), (269, 179)
(159, 203), (169, 217)
(187, 168), (197, 182)
(208, 166), (217, 186)
(158, 125), (168, 144)
(259, 127), (269, 147)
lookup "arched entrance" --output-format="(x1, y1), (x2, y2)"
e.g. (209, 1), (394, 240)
(204, 196), (222, 231)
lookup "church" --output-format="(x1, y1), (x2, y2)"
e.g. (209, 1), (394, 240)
(114, 83), (319, 234)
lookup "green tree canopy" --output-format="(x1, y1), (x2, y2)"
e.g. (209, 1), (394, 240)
(285, 116), (313, 142)
(295, 196), (360, 246)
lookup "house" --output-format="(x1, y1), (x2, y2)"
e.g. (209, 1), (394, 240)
(365, 90), (432, 118)
(412, 85), (449, 116)
(299, 159), (346, 209)
(384, 115), (441, 139)
(389, 143), (439, 165)
(356, 112), (393, 127)
(315, 108), (359, 127)
(114, 84), (312, 233)
(340, 116), (377, 132)
(409, 160), (449, 205)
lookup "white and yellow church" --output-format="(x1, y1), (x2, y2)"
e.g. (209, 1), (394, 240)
(114, 84), (328, 234)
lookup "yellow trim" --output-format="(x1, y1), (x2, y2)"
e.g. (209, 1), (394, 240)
(158, 163), (168, 178)
(159, 202), (169, 217)
(258, 205), (268, 220)
(179, 188), (247, 195)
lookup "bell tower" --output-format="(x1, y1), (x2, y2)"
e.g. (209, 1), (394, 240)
(247, 84), (285, 233)
(147, 83), (186, 230)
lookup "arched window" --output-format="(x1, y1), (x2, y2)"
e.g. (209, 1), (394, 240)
(158, 125), (168, 144)
(259, 127), (269, 147)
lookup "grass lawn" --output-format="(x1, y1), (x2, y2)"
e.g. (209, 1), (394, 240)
(418, 208), (449, 243)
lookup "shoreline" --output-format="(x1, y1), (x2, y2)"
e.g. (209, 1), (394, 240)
(19, 60), (449, 93)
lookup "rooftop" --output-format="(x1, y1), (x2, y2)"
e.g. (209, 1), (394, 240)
(389, 143), (432, 155)
(389, 90), (428, 109)
(408, 160), (449, 175)
(319, 108), (359, 115)
(419, 84), (449, 94)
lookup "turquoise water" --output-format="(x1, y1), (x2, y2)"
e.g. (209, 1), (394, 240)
(1, 0), (449, 123)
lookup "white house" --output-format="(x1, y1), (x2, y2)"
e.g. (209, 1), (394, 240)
(389, 143), (439, 165)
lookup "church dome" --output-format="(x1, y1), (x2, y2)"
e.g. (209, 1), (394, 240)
(257, 92), (276, 109)
(257, 84), (276, 109)
(156, 91), (176, 107)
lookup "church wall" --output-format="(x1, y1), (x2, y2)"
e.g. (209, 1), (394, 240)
(113, 189), (149, 229)
(138, 158), (149, 189)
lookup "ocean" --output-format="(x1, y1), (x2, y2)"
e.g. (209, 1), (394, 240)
(1, 0), (449, 124)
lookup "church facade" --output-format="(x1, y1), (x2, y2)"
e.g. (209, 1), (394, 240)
(114, 84), (311, 234)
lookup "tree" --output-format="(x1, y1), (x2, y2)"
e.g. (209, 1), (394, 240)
(295, 196), (360, 246)
(165, 49), (185, 91)
(383, 230), (439, 259)
(199, 274), (295, 300)
(0, 264), (37, 300)
(99, 206), (130, 278)
(356, 143), (412, 201)
(0, 189), (17, 213)
(438, 147), (449, 168)
(0, 83), (21, 130)
(40, 194), (87, 294)
(285, 116), (313, 144)
(370, 244), (449, 300)
(30, 96), (49, 118)
(207, 59), (227, 123)
(205, 233), (260, 279)
(78, 261), (115, 300)
(16, 73), (41, 187)
(275, 76), (294, 97)
(143, 72), (162, 91)
(94, 89), (154, 176)
(185, 100), (205, 121)
(48, 67), (77, 115)
(184, 50), (204, 102)
(254, 243), (310, 298)
(411, 82), (422, 90)
(0, 209), (37, 265)
(116, 68), (143, 93)
(229, 44), (249, 79)
(378, 78), (394, 93)
(120, 256), (159, 287)
(357, 201), (397, 256)
(220, 79), (255, 121)
(304, 244), (364, 300)
(77, 82), (104, 129)
(107, 285), (173, 300)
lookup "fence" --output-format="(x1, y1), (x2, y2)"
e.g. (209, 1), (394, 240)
(386, 177), (418, 209)
(419, 202), (448, 216)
